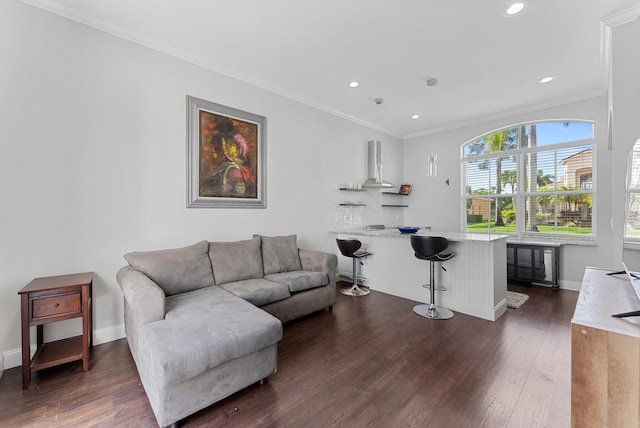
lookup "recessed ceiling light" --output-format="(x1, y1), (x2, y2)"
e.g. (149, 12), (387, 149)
(539, 76), (554, 83)
(411, 114), (420, 119)
(348, 81), (359, 88)
(505, 1), (527, 16)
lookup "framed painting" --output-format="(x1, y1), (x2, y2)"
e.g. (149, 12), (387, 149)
(186, 96), (266, 208)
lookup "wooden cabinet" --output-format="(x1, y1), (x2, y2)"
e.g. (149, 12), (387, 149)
(571, 267), (640, 427)
(18, 272), (94, 389)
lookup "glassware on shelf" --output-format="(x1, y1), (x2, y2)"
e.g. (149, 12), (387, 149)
(335, 205), (365, 232)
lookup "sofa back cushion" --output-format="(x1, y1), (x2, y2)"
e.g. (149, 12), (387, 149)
(254, 234), (302, 274)
(124, 240), (214, 296)
(209, 237), (264, 285)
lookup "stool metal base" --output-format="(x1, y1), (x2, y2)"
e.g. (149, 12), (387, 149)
(413, 304), (454, 320)
(340, 254), (370, 297)
(341, 284), (370, 296)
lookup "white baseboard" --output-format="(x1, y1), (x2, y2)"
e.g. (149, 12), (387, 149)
(526, 280), (581, 292)
(559, 279), (581, 291)
(93, 323), (126, 346)
(3, 347), (27, 371)
(1, 324), (126, 370)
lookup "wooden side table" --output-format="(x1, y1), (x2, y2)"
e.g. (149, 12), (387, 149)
(18, 272), (94, 389)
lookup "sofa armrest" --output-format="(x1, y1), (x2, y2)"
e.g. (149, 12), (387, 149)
(117, 265), (166, 326)
(299, 248), (338, 284)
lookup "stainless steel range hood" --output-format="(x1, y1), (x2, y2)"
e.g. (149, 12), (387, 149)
(362, 140), (394, 188)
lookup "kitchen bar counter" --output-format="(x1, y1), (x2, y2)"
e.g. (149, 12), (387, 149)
(333, 229), (508, 321)
(332, 228), (507, 242)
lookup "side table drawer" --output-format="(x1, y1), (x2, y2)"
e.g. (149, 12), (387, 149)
(32, 292), (81, 320)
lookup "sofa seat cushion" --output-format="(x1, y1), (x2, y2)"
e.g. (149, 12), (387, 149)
(264, 271), (329, 293)
(138, 286), (282, 388)
(124, 240), (214, 296)
(220, 278), (291, 306)
(209, 237), (264, 285)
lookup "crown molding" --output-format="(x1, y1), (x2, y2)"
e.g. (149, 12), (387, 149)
(602, 5), (640, 28)
(403, 90), (606, 140)
(18, 0), (402, 139)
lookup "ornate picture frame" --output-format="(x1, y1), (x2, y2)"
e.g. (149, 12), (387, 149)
(186, 96), (266, 208)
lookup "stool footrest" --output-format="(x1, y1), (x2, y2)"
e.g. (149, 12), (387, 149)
(421, 284), (446, 291)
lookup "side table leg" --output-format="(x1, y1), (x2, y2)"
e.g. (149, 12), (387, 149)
(82, 283), (90, 371)
(36, 325), (43, 348)
(20, 294), (30, 389)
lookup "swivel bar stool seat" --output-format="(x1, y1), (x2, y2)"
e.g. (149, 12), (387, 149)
(410, 235), (455, 320)
(336, 238), (371, 296)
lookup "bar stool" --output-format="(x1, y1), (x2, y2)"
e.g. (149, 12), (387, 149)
(336, 238), (371, 296)
(410, 235), (455, 320)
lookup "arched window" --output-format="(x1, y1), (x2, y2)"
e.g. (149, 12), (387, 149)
(624, 138), (640, 241)
(461, 121), (595, 238)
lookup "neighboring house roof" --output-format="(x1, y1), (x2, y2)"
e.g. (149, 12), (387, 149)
(560, 148), (593, 164)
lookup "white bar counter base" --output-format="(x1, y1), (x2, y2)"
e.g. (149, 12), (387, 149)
(333, 229), (509, 321)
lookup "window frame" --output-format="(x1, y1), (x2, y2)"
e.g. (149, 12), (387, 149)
(624, 139), (640, 243)
(461, 121), (596, 241)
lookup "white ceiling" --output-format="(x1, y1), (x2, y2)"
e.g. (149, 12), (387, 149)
(21, 0), (640, 138)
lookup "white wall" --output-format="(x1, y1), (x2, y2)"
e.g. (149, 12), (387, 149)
(0, 1), (402, 368)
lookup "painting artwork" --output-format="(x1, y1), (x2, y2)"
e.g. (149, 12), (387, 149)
(187, 96), (266, 208)
(199, 111), (258, 198)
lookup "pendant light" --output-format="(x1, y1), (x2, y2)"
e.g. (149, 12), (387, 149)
(427, 78), (438, 177)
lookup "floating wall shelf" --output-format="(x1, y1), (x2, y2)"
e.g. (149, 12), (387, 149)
(339, 202), (367, 206)
(339, 188), (367, 192)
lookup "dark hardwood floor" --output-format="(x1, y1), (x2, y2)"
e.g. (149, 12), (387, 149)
(0, 282), (578, 427)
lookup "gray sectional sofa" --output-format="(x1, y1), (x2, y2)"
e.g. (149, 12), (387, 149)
(116, 234), (337, 427)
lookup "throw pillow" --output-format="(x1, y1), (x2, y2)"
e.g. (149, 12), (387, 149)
(124, 240), (214, 296)
(209, 237), (264, 285)
(254, 234), (302, 274)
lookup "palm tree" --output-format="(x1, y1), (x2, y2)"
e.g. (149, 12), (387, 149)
(530, 169), (555, 228)
(537, 169), (554, 187)
(501, 169), (517, 193)
(536, 194), (554, 226)
(559, 186), (579, 211)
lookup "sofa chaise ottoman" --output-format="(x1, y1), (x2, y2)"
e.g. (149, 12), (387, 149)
(116, 234), (337, 427)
